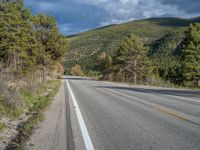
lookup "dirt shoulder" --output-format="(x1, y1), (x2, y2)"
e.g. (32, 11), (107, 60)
(25, 80), (68, 150)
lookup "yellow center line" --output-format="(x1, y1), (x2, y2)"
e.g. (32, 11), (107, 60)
(156, 107), (189, 121)
(103, 87), (190, 121)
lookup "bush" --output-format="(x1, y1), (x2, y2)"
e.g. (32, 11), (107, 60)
(0, 96), (23, 118)
(0, 122), (6, 131)
(70, 64), (84, 76)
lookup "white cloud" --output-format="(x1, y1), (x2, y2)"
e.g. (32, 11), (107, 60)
(78, 0), (191, 25)
(101, 18), (135, 26)
(25, 0), (200, 34)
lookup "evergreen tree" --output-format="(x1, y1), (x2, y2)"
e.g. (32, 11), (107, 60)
(113, 35), (149, 84)
(0, 1), (37, 74)
(0, 1), (68, 84)
(95, 52), (112, 80)
(181, 23), (200, 86)
(32, 14), (68, 82)
(96, 52), (112, 71)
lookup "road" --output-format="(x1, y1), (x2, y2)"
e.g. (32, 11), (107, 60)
(66, 76), (200, 150)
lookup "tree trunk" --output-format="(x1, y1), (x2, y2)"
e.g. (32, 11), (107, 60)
(133, 71), (137, 85)
(13, 50), (17, 70)
(133, 60), (137, 85)
(16, 53), (19, 70)
(30, 73), (36, 92)
(198, 80), (200, 87)
(39, 70), (42, 84)
(12, 32), (17, 70)
(16, 25), (20, 70)
(42, 66), (45, 84)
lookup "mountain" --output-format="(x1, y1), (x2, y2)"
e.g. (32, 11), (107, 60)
(65, 17), (200, 73)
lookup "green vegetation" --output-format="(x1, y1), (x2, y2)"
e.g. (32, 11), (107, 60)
(180, 23), (200, 86)
(0, 122), (6, 131)
(112, 35), (149, 84)
(0, 1), (67, 148)
(94, 52), (112, 80)
(20, 80), (61, 113)
(149, 32), (184, 84)
(66, 17), (200, 87)
(0, 96), (23, 118)
(7, 80), (61, 150)
(70, 64), (84, 76)
(0, 0), (67, 119)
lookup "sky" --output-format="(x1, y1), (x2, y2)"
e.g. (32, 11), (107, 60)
(24, 0), (200, 35)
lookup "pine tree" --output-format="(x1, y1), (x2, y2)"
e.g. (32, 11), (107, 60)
(0, 0), (68, 88)
(181, 23), (200, 86)
(95, 52), (112, 80)
(32, 14), (68, 82)
(0, 1), (37, 74)
(113, 35), (149, 84)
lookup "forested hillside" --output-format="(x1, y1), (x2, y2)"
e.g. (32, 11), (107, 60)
(0, 1), (67, 148)
(0, 0), (67, 106)
(66, 17), (200, 87)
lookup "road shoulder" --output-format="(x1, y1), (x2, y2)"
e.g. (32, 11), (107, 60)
(25, 81), (68, 150)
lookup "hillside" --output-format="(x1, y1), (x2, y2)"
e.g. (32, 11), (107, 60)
(65, 17), (200, 73)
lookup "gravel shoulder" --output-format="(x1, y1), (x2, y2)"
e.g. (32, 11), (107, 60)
(25, 80), (68, 150)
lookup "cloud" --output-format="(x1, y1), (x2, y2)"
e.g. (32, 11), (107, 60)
(80, 0), (191, 25)
(160, 0), (200, 14)
(25, 0), (200, 35)
(25, 0), (109, 34)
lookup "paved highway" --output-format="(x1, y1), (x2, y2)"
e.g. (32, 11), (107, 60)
(65, 76), (200, 150)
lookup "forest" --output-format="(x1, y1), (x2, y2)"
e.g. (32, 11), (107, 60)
(0, 1), (67, 144)
(96, 25), (200, 87)
(1, 0), (199, 149)
(67, 18), (200, 87)
(0, 0), (67, 100)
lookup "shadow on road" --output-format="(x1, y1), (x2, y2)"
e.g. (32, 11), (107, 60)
(96, 85), (200, 98)
(61, 76), (95, 81)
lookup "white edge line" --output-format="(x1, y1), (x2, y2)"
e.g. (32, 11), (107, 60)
(66, 80), (94, 150)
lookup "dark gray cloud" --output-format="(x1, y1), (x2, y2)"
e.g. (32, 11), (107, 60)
(159, 0), (200, 13)
(25, 0), (110, 34)
(25, 0), (200, 35)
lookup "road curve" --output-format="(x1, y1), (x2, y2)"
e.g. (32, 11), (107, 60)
(66, 76), (200, 150)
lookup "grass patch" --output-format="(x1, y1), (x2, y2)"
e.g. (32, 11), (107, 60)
(30, 80), (60, 113)
(0, 122), (6, 131)
(6, 80), (61, 150)
(20, 80), (61, 111)
(0, 97), (23, 118)
(191, 87), (200, 90)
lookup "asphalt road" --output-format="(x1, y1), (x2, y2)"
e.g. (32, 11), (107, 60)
(66, 76), (200, 150)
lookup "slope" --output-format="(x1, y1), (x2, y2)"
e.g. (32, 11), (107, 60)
(65, 17), (200, 74)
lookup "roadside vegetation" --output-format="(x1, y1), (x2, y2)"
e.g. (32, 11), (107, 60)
(0, 122), (6, 131)
(7, 80), (61, 150)
(66, 18), (200, 88)
(70, 64), (84, 76)
(0, 0), (67, 148)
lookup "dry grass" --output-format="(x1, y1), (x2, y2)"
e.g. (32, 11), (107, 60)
(0, 122), (6, 131)
(0, 65), (23, 118)
(6, 80), (61, 150)
(70, 64), (84, 76)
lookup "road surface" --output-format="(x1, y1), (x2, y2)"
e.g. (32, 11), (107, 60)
(66, 76), (200, 150)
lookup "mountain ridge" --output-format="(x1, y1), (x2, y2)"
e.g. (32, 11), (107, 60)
(67, 16), (200, 37)
(65, 16), (200, 73)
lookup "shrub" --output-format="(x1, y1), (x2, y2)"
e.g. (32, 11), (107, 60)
(70, 64), (84, 76)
